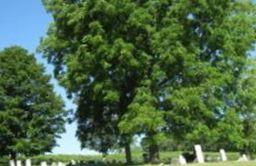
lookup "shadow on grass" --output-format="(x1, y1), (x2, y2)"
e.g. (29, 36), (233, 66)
(66, 160), (146, 166)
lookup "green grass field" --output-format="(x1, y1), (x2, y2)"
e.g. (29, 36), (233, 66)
(189, 161), (256, 166)
(142, 161), (256, 166)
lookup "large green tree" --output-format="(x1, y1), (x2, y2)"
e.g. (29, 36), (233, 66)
(40, 0), (255, 163)
(0, 47), (65, 161)
(157, 0), (256, 153)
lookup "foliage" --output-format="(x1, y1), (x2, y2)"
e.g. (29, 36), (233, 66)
(233, 60), (256, 154)
(0, 46), (65, 158)
(160, 0), (256, 152)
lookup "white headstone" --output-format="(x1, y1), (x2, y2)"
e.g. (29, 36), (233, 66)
(179, 155), (187, 165)
(9, 160), (15, 166)
(220, 149), (227, 161)
(57, 162), (65, 166)
(41, 161), (48, 166)
(238, 154), (249, 161)
(194, 144), (204, 163)
(25, 159), (31, 166)
(71, 160), (76, 165)
(16, 160), (22, 166)
(51, 162), (57, 166)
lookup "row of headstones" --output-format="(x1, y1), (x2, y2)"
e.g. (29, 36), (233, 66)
(9, 159), (73, 166)
(178, 144), (249, 165)
(9, 145), (249, 166)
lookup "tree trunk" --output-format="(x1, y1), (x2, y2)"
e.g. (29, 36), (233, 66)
(125, 143), (132, 164)
(148, 143), (159, 164)
(11, 152), (17, 166)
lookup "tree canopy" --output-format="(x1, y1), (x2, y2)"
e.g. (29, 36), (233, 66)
(40, 0), (256, 163)
(0, 46), (65, 158)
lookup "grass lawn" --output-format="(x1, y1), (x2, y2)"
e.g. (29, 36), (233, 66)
(142, 161), (256, 166)
(188, 161), (256, 166)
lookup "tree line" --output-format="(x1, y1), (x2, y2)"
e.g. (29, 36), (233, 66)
(0, 0), (256, 164)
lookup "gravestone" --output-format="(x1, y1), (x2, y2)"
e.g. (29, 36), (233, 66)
(238, 154), (248, 161)
(9, 160), (15, 166)
(41, 161), (48, 166)
(71, 160), (76, 165)
(194, 144), (204, 163)
(51, 162), (57, 166)
(219, 149), (227, 161)
(57, 162), (66, 166)
(16, 160), (22, 166)
(25, 159), (31, 166)
(179, 155), (187, 165)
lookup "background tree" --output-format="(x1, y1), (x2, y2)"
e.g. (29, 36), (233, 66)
(0, 46), (65, 161)
(157, 0), (256, 153)
(40, 0), (255, 163)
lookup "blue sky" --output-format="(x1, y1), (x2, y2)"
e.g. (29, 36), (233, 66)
(0, 0), (97, 155)
(0, 0), (255, 155)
